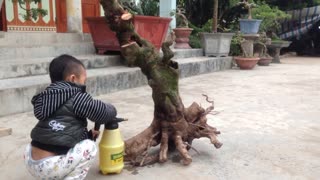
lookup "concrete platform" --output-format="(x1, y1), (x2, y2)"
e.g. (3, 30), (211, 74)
(0, 49), (203, 79)
(0, 32), (96, 60)
(0, 42), (96, 60)
(0, 57), (319, 179)
(0, 56), (232, 117)
(0, 55), (122, 79)
(0, 32), (92, 46)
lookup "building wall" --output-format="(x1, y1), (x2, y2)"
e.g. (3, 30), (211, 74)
(5, 0), (56, 32)
(2, 0), (174, 33)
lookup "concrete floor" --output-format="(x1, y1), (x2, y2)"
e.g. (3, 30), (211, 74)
(0, 57), (319, 180)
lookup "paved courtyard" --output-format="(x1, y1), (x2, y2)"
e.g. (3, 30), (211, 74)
(0, 57), (319, 180)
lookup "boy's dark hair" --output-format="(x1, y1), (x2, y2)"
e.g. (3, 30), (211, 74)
(49, 54), (85, 83)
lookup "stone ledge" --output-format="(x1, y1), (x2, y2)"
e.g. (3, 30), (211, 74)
(0, 49), (203, 79)
(0, 42), (96, 60)
(0, 56), (232, 117)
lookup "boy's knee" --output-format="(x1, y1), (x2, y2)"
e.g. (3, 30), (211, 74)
(81, 139), (97, 156)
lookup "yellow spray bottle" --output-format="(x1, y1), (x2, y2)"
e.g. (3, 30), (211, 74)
(94, 118), (127, 175)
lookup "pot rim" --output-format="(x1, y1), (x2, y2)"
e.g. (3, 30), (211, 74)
(234, 56), (260, 61)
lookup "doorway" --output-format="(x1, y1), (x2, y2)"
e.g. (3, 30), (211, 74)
(81, 0), (101, 33)
(55, 0), (67, 33)
(0, 1), (7, 31)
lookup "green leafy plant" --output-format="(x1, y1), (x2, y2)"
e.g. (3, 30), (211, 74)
(139, 0), (159, 16)
(265, 0), (320, 11)
(229, 32), (244, 56)
(252, 2), (290, 33)
(13, 0), (47, 20)
(175, 6), (189, 28)
(188, 18), (233, 48)
(187, 19), (214, 48)
(189, 34), (202, 48)
(238, 0), (257, 19)
(120, 0), (159, 16)
(254, 32), (272, 58)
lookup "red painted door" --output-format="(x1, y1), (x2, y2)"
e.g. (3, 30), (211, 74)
(82, 0), (101, 33)
(0, 1), (7, 31)
(56, 0), (67, 33)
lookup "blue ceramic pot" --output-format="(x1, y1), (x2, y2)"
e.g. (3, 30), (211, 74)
(239, 19), (262, 34)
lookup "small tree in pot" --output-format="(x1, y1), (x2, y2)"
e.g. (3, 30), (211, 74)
(200, 0), (234, 57)
(250, 2), (291, 63)
(172, 6), (193, 49)
(254, 32), (273, 66)
(233, 32), (260, 70)
(238, 0), (261, 34)
(86, 0), (171, 54)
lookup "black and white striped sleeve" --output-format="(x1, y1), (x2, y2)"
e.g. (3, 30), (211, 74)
(73, 92), (117, 124)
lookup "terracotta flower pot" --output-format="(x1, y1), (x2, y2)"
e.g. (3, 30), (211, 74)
(234, 57), (260, 70)
(173, 28), (193, 49)
(258, 57), (273, 66)
(86, 16), (172, 54)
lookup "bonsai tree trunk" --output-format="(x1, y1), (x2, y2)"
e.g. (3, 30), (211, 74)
(100, 0), (222, 166)
(248, 6), (252, 20)
(212, 0), (218, 33)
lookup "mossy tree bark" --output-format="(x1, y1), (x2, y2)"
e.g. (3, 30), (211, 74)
(100, 0), (222, 166)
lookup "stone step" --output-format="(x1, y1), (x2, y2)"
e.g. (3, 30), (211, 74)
(0, 127), (12, 138)
(0, 55), (123, 80)
(0, 32), (92, 46)
(0, 42), (96, 60)
(0, 49), (203, 79)
(0, 56), (232, 117)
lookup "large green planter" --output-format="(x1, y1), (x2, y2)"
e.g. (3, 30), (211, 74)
(200, 33), (234, 57)
(267, 41), (291, 63)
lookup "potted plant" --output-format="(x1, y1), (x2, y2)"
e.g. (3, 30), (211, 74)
(238, 0), (261, 34)
(233, 32), (260, 70)
(251, 2), (290, 38)
(86, 0), (171, 54)
(250, 2), (291, 63)
(172, 6), (193, 49)
(267, 38), (292, 63)
(254, 32), (273, 66)
(200, 0), (234, 57)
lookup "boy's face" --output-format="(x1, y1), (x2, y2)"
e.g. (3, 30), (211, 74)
(65, 66), (87, 85)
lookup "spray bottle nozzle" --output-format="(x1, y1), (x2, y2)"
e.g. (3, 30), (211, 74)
(94, 117), (128, 131)
(114, 118), (128, 122)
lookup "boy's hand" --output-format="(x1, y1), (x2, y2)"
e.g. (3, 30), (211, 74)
(88, 129), (100, 141)
(91, 129), (100, 139)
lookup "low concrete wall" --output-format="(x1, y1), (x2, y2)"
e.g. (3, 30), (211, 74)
(0, 56), (232, 117)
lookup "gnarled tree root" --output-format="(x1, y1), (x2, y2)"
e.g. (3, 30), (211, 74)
(125, 100), (222, 166)
(100, 0), (222, 167)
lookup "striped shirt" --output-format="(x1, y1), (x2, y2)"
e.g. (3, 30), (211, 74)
(32, 81), (117, 125)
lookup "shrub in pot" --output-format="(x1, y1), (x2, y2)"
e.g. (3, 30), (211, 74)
(238, 0), (261, 34)
(232, 32), (260, 70)
(254, 32), (273, 66)
(200, 0), (234, 57)
(86, 0), (171, 54)
(172, 6), (193, 49)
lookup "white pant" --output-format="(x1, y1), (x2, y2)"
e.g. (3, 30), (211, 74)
(24, 140), (97, 180)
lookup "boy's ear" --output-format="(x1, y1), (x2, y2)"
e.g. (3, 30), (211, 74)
(70, 75), (76, 83)
(65, 74), (76, 83)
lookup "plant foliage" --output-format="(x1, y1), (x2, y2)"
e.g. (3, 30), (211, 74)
(13, 0), (47, 20)
(252, 1), (290, 33)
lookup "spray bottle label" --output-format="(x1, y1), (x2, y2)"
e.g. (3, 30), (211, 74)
(111, 151), (123, 165)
